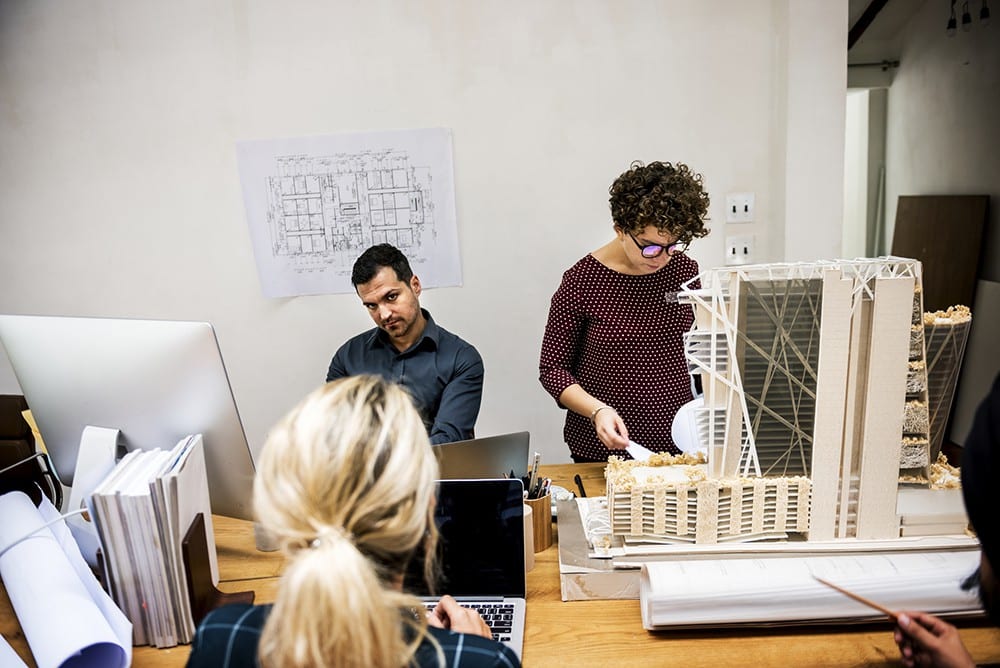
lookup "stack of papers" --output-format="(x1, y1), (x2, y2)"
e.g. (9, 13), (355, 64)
(639, 550), (982, 629)
(87, 434), (217, 647)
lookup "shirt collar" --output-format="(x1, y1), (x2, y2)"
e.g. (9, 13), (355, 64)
(368, 309), (439, 353)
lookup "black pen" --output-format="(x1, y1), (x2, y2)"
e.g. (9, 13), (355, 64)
(574, 473), (587, 498)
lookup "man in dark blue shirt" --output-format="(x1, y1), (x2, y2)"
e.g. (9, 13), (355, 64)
(326, 244), (484, 444)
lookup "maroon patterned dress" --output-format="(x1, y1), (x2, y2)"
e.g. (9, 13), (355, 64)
(539, 253), (700, 462)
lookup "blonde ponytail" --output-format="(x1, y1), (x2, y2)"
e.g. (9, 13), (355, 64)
(253, 376), (442, 668)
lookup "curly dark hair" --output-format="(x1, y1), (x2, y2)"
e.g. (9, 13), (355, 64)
(351, 243), (413, 286)
(608, 161), (710, 241)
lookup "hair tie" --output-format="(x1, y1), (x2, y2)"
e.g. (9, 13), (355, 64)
(310, 525), (351, 549)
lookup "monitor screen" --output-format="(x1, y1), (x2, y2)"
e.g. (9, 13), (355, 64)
(0, 314), (256, 519)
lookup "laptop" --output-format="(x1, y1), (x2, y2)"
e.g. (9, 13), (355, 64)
(434, 431), (530, 480)
(405, 478), (527, 659)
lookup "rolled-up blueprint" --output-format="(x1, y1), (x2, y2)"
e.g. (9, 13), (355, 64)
(1, 635), (29, 667)
(0, 491), (131, 668)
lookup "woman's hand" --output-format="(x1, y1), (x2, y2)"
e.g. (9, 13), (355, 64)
(594, 408), (629, 450)
(893, 611), (975, 668)
(426, 595), (492, 639)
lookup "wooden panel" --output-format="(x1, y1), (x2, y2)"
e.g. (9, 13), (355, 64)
(891, 195), (988, 312)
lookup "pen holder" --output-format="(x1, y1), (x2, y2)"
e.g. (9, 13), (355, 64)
(524, 493), (552, 552)
(522, 504), (534, 571)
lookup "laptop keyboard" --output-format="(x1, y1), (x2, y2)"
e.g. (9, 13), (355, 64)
(423, 601), (516, 643)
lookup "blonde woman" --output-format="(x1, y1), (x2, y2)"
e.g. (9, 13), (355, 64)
(186, 376), (519, 668)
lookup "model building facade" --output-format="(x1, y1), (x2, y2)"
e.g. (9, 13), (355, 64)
(607, 258), (934, 544)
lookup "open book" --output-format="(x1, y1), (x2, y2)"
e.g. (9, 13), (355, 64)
(87, 435), (215, 647)
(639, 550), (982, 629)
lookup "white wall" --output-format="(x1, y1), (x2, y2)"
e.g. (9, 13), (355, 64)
(0, 0), (847, 466)
(885, 0), (1000, 278)
(780, 1), (849, 262)
(843, 90), (869, 257)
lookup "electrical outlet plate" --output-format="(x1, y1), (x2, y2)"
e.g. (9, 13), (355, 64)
(725, 192), (755, 223)
(725, 234), (755, 265)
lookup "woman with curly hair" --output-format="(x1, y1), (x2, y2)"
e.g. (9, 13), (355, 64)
(539, 161), (710, 462)
(186, 375), (519, 668)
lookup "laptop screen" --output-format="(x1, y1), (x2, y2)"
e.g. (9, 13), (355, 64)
(404, 479), (525, 598)
(434, 431), (530, 480)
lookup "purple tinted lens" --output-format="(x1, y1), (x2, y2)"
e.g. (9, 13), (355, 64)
(641, 245), (664, 258)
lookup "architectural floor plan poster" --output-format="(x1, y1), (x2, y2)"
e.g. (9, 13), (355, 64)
(237, 127), (461, 297)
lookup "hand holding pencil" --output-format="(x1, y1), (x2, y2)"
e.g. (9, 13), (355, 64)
(814, 576), (975, 668)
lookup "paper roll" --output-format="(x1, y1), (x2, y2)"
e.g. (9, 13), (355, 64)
(0, 492), (131, 668)
(522, 504), (534, 572)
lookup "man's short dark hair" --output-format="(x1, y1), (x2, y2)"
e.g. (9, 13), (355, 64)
(351, 244), (414, 287)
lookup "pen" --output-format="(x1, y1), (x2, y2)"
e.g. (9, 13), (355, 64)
(813, 576), (899, 621)
(527, 452), (540, 498)
(574, 474), (587, 498)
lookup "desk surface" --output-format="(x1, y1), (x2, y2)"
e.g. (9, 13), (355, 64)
(3, 463), (999, 667)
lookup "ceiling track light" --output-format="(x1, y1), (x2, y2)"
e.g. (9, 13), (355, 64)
(946, 0), (991, 33)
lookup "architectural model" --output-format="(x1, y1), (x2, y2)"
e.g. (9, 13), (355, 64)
(606, 258), (970, 545)
(923, 306), (972, 462)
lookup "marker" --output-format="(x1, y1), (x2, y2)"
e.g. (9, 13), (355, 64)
(574, 474), (587, 498)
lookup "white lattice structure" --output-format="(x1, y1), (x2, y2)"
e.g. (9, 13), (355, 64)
(677, 257), (923, 541)
(606, 258), (938, 545)
(923, 306), (972, 462)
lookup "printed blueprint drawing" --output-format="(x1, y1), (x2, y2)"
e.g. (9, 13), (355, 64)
(237, 128), (461, 298)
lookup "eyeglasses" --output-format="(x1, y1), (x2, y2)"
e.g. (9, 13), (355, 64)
(628, 233), (689, 258)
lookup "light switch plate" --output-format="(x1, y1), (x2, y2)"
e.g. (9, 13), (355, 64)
(725, 193), (755, 223)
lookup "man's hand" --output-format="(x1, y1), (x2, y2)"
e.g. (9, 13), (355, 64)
(894, 611), (975, 668)
(426, 595), (492, 639)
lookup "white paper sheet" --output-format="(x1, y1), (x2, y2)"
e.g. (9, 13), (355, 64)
(626, 440), (654, 462)
(66, 426), (122, 568)
(237, 127), (462, 298)
(0, 492), (131, 668)
(0, 635), (29, 668)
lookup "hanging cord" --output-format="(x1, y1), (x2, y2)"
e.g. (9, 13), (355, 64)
(0, 507), (88, 560)
(0, 451), (80, 559)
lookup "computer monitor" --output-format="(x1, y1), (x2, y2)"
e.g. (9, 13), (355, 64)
(0, 314), (256, 520)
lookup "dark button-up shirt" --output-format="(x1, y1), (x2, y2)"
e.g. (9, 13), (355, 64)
(326, 310), (484, 444)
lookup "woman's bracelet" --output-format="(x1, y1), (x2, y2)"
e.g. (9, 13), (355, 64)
(589, 405), (615, 424)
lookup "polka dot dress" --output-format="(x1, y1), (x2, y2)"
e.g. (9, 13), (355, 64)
(539, 253), (700, 462)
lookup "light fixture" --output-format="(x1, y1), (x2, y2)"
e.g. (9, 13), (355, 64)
(947, 0), (958, 35)
(982, 0), (991, 25)
(962, 1), (973, 29)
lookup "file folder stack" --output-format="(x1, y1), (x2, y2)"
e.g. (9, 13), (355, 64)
(88, 434), (216, 648)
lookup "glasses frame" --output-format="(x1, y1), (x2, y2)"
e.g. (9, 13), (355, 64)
(627, 233), (689, 258)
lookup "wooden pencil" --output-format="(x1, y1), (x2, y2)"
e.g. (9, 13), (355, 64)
(814, 575), (899, 621)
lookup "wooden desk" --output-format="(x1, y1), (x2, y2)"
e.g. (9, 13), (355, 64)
(3, 463), (999, 666)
